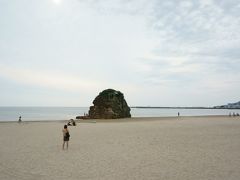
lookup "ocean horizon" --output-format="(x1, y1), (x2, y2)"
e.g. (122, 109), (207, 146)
(0, 106), (240, 122)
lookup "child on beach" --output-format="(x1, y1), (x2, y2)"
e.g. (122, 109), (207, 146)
(62, 125), (70, 150)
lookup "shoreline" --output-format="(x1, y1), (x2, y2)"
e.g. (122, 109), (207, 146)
(131, 106), (240, 109)
(0, 115), (236, 124)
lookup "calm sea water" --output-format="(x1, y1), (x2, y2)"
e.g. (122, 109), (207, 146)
(0, 107), (240, 122)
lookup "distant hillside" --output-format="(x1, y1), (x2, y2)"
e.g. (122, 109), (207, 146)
(214, 101), (240, 109)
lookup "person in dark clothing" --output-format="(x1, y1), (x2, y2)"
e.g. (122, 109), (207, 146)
(62, 125), (70, 150)
(18, 116), (22, 122)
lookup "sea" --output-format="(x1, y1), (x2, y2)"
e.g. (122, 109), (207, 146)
(0, 107), (240, 122)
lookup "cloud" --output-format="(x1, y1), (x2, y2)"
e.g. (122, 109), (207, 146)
(1, 0), (239, 106)
(0, 64), (105, 92)
(127, 0), (240, 89)
(80, 0), (151, 16)
(81, 0), (240, 68)
(0, 63), (139, 97)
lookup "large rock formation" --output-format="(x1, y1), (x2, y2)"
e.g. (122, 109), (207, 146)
(88, 89), (131, 119)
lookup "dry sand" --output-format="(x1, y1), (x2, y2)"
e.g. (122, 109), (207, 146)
(0, 116), (240, 180)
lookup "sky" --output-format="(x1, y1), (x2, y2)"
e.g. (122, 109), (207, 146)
(0, 0), (240, 107)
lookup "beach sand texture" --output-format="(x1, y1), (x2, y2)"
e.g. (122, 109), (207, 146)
(0, 116), (240, 180)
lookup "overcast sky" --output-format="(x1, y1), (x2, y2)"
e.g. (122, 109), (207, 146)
(0, 0), (239, 107)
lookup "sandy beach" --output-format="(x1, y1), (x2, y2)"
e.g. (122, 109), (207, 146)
(0, 116), (240, 180)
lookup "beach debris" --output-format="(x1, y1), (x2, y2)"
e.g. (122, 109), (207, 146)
(88, 89), (131, 119)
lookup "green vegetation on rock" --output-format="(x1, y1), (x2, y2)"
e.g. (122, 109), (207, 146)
(89, 89), (131, 119)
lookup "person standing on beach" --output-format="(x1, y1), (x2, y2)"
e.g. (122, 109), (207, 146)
(62, 125), (70, 150)
(18, 116), (22, 122)
(178, 112), (180, 117)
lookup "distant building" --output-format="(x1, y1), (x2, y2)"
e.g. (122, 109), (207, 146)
(214, 101), (240, 109)
(227, 101), (240, 108)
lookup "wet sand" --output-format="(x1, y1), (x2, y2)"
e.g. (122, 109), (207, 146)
(0, 116), (240, 180)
